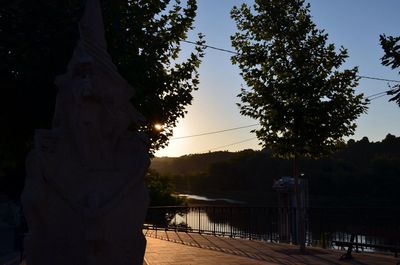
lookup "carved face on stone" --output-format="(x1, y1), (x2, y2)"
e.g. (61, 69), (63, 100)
(71, 54), (115, 170)
(52, 50), (122, 170)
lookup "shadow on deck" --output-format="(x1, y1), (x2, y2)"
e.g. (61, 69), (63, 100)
(144, 229), (400, 265)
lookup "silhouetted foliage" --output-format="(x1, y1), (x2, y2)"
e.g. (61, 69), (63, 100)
(230, 0), (367, 159)
(380, 34), (400, 106)
(0, 0), (205, 198)
(145, 169), (185, 207)
(145, 169), (187, 227)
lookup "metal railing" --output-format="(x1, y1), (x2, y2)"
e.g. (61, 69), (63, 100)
(146, 206), (295, 242)
(145, 206), (400, 253)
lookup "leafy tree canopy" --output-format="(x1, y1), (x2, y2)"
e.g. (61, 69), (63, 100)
(380, 34), (400, 106)
(230, 0), (367, 159)
(0, 0), (204, 197)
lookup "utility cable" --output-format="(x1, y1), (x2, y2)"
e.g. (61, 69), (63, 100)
(170, 124), (258, 140)
(181, 39), (400, 83)
(366, 93), (392, 101)
(201, 137), (258, 153)
(365, 87), (398, 101)
(168, 87), (393, 142)
(174, 89), (394, 151)
(167, 87), (393, 144)
(358, 75), (400, 83)
(181, 40), (238, 55)
(365, 90), (391, 99)
(365, 90), (392, 100)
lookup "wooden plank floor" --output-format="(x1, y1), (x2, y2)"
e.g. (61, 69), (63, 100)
(144, 229), (400, 265)
(5, 231), (398, 265)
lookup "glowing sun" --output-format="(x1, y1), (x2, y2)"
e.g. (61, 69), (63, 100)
(154, 124), (163, 131)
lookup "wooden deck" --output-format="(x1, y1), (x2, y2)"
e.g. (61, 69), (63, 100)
(144, 229), (400, 265)
(3, 230), (398, 265)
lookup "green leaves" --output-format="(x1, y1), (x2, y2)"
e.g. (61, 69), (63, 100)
(380, 34), (400, 71)
(380, 34), (400, 106)
(231, 0), (367, 159)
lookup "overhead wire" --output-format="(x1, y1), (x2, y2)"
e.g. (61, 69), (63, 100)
(201, 137), (258, 153)
(365, 89), (393, 100)
(367, 93), (392, 101)
(358, 75), (400, 83)
(170, 124), (258, 140)
(166, 88), (395, 153)
(174, 86), (394, 152)
(167, 88), (395, 148)
(181, 39), (400, 83)
(181, 40), (239, 55)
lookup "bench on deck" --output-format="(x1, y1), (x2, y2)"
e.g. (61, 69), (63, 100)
(332, 232), (400, 261)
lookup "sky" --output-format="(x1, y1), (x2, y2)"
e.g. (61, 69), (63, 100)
(155, 0), (400, 157)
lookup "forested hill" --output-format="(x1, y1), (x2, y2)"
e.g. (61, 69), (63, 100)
(151, 150), (251, 175)
(151, 134), (400, 207)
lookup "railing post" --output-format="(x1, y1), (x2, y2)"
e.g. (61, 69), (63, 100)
(198, 207), (201, 233)
(213, 206), (216, 236)
(270, 207), (273, 242)
(185, 208), (188, 233)
(249, 207), (252, 240)
(356, 234), (359, 253)
(230, 207), (233, 238)
(174, 209), (177, 232)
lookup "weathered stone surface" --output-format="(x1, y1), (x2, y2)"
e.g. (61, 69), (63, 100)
(21, 1), (149, 264)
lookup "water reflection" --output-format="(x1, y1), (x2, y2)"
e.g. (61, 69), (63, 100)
(177, 194), (244, 204)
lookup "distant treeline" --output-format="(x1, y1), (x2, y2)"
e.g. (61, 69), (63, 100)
(151, 134), (400, 207)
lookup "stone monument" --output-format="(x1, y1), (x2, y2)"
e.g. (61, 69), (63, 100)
(21, 0), (149, 264)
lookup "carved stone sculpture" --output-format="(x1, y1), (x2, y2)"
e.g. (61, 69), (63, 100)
(21, 1), (149, 264)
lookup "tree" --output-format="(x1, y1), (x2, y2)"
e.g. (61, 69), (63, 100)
(145, 169), (187, 228)
(0, 0), (205, 198)
(231, 0), (367, 252)
(145, 169), (186, 206)
(380, 34), (400, 106)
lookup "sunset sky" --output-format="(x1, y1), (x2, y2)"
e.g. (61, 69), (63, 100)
(155, 0), (400, 157)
